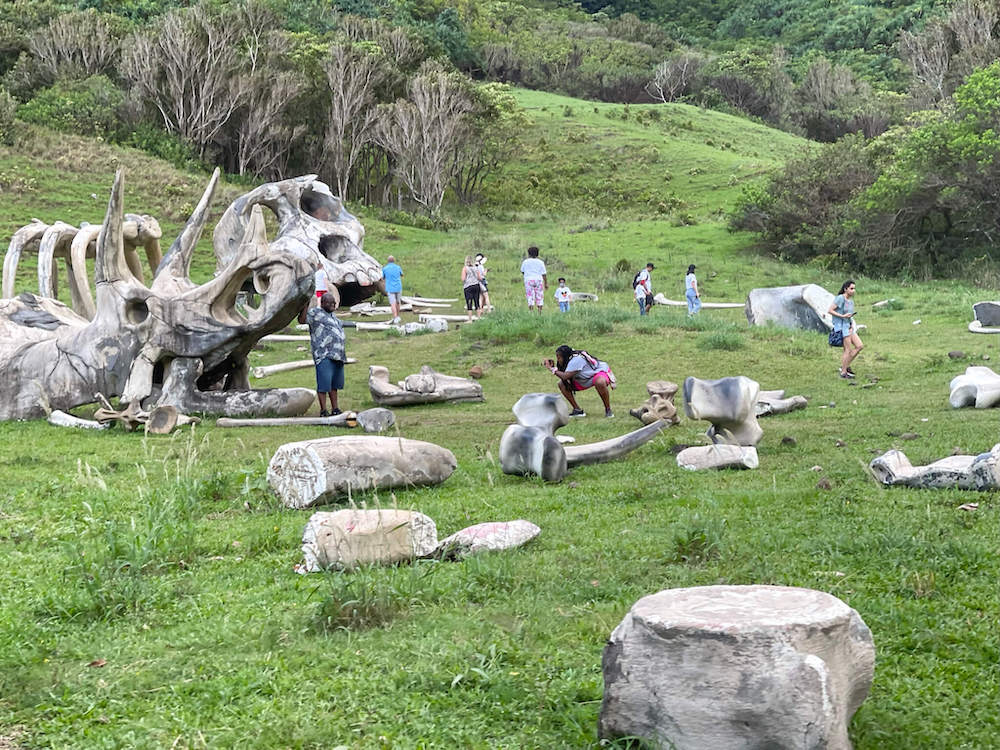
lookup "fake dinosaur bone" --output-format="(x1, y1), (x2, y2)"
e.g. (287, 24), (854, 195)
(3, 214), (163, 318)
(369, 365), (483, 406)
(683, 375), (763, 446)
(870, 444), (1000, 489)
(213, 174), (380, 308)
(499, 392), (669, 482)
(0, 170), (316, 421)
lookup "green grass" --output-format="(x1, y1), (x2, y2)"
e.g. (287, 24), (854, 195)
(1, 90), (999, 748)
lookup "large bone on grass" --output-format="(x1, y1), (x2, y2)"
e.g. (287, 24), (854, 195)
(47, 410), (110, 430)
(652, 293), (744, 309)
(3, 219), (48, 299)
(564, 419), (670, 467)
(217, 412), (358, 428)
(252, 358), (357, 378)
(400, 295), (451, 308)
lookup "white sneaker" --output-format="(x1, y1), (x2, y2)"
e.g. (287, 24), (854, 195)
(391, 316), (401, 324)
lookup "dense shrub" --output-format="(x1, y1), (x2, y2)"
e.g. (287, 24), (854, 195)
(17, 74), (123, 136)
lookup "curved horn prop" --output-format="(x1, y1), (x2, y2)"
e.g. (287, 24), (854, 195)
(3, 220), (48, 299)
(95, 170), (129, 289)
(153, 167), (220, 294)
(564, 419), (669, 468)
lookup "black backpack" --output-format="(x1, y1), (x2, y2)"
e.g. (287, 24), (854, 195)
(632, 270), (642, 288)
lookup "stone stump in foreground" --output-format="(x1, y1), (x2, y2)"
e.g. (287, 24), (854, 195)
(267, 435), (457, 508)
(600, 585), (875, 750)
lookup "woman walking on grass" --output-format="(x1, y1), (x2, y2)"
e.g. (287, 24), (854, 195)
(544, 345), (616, 418)
(461, 255), (484, 322)
(828, 279), (863, 378)
(685, 264), (701, 315)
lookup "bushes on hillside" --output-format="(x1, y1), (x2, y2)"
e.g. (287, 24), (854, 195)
(17, 75), (123, 136)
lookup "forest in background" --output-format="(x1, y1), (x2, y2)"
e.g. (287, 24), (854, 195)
(1, 0), (999, 276)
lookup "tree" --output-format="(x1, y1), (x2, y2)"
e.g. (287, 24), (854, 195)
(375, 64), (472, 214)
(121, 4), (248, 159)
(29, 9), (122, 83)
(322, 41), (389, 201)
(646, 50), (706, 102)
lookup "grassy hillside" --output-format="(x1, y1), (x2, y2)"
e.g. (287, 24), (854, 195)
(1, 93), (999, 749)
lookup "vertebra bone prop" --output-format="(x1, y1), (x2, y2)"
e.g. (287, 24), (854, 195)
(756, 389), (808, 417)
(683, 375), (763, 446)
(267, 435), (457, 509)
(629, 380), (680, 425)
(299, 509), (438, 572)
(745, 284), (834, 332)
(870, 444), (1000, 490)
(213, 175), (379, 308)
(368, 365), (483, 406)
(676, 444), (758, 470)
(500, 393), (669, 482)
(599, 585), (875, 750)
(4, 214), (163, 319)
(0, 170), (317, 421)
(949, 366), (1000, 408)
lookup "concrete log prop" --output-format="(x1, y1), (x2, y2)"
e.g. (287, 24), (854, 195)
(267, 435), (457, 509)
(368, 364), (484, 406)
(756, 389), (808, 417)
(259, 334), (311, 343)
(600, 585), (875, 750)
(417, 313), (471, 323)
(652, 293), (743, 309)
(869, 444), (1000, 490)
(436, 520), (541, 559)
(676, 444), (758, 470)
(399, 295), (451, 308)
(745, 284), (834, 332)
(629, 380), (680, 425)
(973, 301), (1000, 327)
(47, 410), (109, 430)
(949, 366), (1000, 408)
(0, 170), (324, 421)
(402, 295), (457, 304)
(683, 375), (763, 446)
(299, 509), (438, 572)
(356, 407), (395, 433)
(216, 412), (358, 428)
(569, 292), (598, 302)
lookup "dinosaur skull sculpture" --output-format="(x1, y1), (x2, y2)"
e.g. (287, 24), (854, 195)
(212, 174), (381, 307)
(0, 169), (315, 421)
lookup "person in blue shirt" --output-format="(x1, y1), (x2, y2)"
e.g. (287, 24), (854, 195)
(382, 255), (404, 324)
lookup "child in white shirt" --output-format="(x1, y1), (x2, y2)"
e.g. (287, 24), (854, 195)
(554, 278), (572, 312)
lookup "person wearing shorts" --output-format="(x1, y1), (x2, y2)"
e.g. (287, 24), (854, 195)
(520, 246), (547, 312)
(382, 255), (404, 324)
(545, 344), (616, 417)
(298, 291), (346, 416)
(461, 255), (484, 322)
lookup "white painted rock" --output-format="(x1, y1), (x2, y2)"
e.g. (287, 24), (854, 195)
(299, 509), (438, 572)
(949, 366), (1000, 408)
(600, 585), (875, 750)
(870, 444), (1000, 490)
(676, 444), (758, 470)
(436, 520), (541, 557)
(356, 407), (395, 433)
(745, 284), (834, 332)
(267, 435), (457, 508)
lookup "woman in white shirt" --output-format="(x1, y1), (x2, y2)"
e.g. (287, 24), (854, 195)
(461, 256), (484, 322)
(685, 264), (701, 315)
(520, 246), (547, 312)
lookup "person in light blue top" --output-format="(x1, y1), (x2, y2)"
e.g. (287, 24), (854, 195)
(382, 255), (404, 324)
(685, 264), (701, 315)
(828, 279), (863, 379)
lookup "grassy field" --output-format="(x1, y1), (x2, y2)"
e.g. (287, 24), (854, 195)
(1, 91), (999, 749)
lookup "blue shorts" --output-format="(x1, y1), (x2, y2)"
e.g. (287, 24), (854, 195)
(315, 358), (345, 393)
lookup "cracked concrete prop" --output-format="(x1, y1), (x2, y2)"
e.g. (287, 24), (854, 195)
(683, 375), (763, 446)
(949, 366), (1000, 408)
(299, 509), (438, 572)
(629, 380), (680, 425)
(676, 444), (758, 470)
(436, 520), (540, 558)
(870, 444), (1000, 489)
(368, 365), (483, 406)
(600, 585), (875, 750)
(745, 284), (834, 332)
(756, 388), (808, 417)
(0, 170), (323, 421)
(267, 435), (457, 509)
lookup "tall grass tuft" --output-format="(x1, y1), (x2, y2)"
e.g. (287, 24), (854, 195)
(666, 513), (726, 564)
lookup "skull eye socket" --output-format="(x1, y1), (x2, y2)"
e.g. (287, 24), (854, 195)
(125, 298), (149, 325)
(253, 272), (270, 295)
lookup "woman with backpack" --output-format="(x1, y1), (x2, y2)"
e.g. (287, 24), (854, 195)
(544, 344), (616, 417)
(828, 279), (863, 378)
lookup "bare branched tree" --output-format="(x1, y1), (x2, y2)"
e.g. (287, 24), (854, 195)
(799, 57), (856, 111)
(122, 5), (248, 159)
(900, 22), (953, 105)
(375, 67), (473, 214)
(237, 71), (304, 178)
(322, 43), (389, 201)
(646, 51), (706, 102)
(29, 9), (120, 82)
